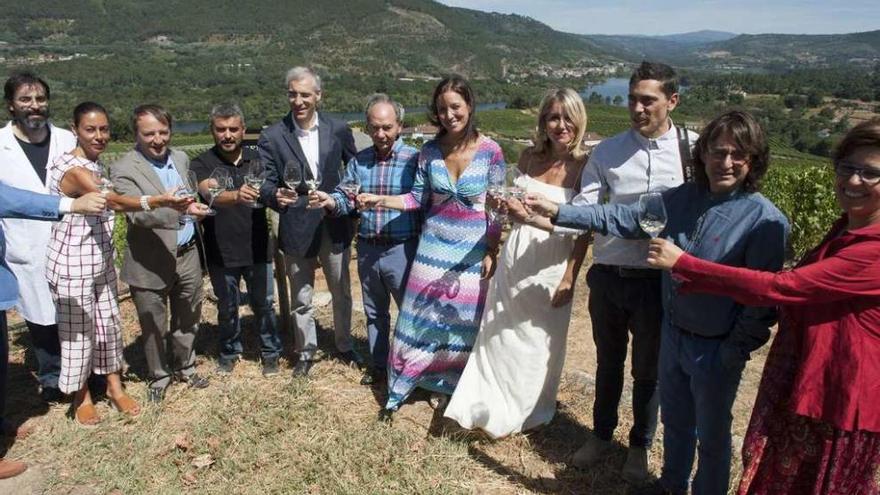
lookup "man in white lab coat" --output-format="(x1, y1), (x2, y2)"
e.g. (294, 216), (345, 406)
(0, 72), (76, 403)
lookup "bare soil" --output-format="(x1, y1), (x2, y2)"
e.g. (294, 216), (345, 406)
(0, 251), (769, 494)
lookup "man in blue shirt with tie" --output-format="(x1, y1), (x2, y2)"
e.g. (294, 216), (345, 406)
(110, 104), (210, 403)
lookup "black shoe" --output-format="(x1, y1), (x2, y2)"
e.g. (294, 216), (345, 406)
(261, 357), (280, 377)
(360, 368), (387, 386)
(147, 387), (166, 404)
(292, 359), (314, 378)
(377, 408), (394, 423)
(338, 350), (365, 369)
(180, 373), (210, 389)
(39, 386), (64, 404)
(216, 358), (237, 375)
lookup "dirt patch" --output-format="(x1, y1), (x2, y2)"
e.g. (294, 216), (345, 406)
(0, 252), (769, 494)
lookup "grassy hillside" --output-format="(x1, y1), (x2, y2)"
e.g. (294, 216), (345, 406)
(0, 0), (620, 134)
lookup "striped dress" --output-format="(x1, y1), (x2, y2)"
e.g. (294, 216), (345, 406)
(385, 136), (504, 410)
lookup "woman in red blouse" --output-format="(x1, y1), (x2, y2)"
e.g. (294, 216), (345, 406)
(647, 119), (880, 494)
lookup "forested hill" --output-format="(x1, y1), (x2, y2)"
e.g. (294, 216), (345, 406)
(0, 0), (611, 78)
(587, 29), (880, 70)
(699, 30), (880, 68)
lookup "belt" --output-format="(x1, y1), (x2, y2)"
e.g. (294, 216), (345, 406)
(176, 237), (197, 257)
(594, 263), (661, 279)
(357, 236), (413, 247)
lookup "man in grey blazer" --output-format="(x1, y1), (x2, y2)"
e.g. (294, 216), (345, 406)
(259, 67), (361, 377)
(110, 104), (210, 403)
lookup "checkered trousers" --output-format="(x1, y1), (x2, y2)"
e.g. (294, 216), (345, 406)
(51, 270), (125, 393)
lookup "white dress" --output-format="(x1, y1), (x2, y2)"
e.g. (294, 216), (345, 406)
(444, 175), (578, 438)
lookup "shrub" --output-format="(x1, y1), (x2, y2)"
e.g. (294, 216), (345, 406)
(762, 161), (839, 261)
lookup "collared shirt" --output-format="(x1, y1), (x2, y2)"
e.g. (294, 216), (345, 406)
(190, 146), (271, 267)
(141, 148), (194, 246)
(556, 182), (789, 343)
(329, 138), (421, 243)
(292, 113), (320, 179)
(571, 122), (696, 268)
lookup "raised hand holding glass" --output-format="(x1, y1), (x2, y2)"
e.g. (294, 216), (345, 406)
(637, 192), (667, 238)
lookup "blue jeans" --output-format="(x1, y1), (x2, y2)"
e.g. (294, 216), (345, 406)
(356, 239), (417, 370)
(24, 320), (61, 390)
(658, 321), (744, 495)
(208, 263), (281, 362)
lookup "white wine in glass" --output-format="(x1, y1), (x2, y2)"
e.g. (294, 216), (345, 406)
(244, 160), (266, 208)
(205, 169), (230, 216)
(637, 192), (667, 238)
(91, 167), (114, 218)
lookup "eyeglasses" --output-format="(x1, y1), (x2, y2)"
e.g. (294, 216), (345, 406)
(706, 148), (749, 165)
(834, 161), (880, 185)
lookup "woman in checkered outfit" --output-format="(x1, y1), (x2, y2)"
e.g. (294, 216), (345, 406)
(46, 102), (191, 426)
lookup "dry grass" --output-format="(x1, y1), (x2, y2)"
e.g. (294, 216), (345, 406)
(0, 257), (770, 494)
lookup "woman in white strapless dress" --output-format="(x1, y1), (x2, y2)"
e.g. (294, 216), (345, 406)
(445, 88), (591, 438)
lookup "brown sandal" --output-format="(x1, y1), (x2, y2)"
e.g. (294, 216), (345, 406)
(109, 394), (141, 417)
(73, 403), (101, 428)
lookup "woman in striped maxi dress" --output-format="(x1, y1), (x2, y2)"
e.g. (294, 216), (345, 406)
(358, 76), (504, 420)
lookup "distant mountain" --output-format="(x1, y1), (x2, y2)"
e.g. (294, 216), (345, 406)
(696, 30), (880, 68)
(585, 29), (880, 69)
(653, 30), (738, 45)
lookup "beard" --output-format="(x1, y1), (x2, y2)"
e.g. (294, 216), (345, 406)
(13, 108), (49, 131)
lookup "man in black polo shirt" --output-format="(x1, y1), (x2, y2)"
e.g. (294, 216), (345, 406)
(191, 103), (281, 376)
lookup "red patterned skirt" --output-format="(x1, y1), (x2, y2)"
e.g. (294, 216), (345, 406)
(738, 325), (880, 495)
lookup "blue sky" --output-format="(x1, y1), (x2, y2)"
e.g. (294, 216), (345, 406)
(438, 0), (880, 35)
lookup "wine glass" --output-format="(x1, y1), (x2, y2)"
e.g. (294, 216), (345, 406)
(637, 192), (667, 238)
(205, 168), (231, 216)
(91, 165), (114, 218)
(505, 166), (525, 201)
(487, 164), (505, 200)
(338, 174), (361, 209)
(487, 165), (506, 221)
(176, 170), (199, 224)
(305, 167), (322, 209)
(244, 160), (266, 208)
(282, 161), (302, 203)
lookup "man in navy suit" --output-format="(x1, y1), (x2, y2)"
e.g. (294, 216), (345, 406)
(259, 67), (361, 377)
(0, 184), (104, 479)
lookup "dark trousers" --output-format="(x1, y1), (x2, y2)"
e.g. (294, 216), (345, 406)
(587, 264), (662, 448)
(1, 312), (7, 423)
(24, 320), (61, 390)
(129, 247), (203, 389)
(208, 263), (281, 363)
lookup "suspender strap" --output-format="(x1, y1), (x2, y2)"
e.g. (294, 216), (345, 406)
(676, 125), (695, 183)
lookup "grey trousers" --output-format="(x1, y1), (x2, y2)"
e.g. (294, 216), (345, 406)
(284, 228), (353, 361)
(130, 246), (203, 389)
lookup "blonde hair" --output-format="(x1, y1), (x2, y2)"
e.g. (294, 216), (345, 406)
(532, 88), (588, 159)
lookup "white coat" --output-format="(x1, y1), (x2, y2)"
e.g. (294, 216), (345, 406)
(0, 121), (77, 324)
